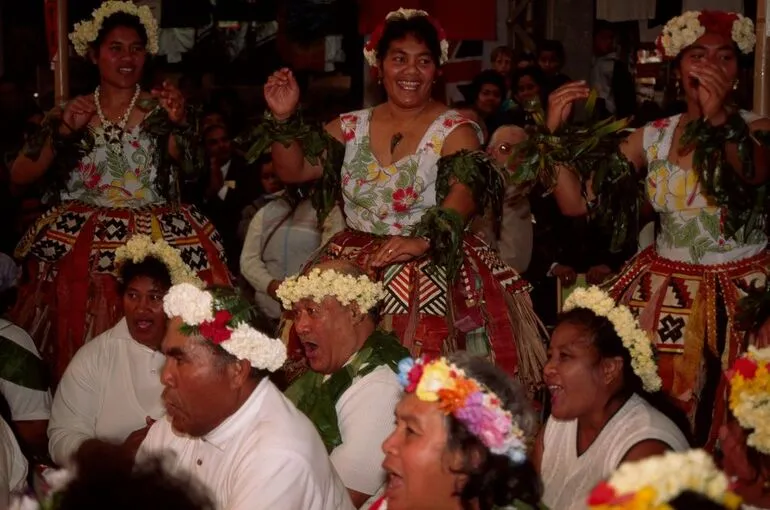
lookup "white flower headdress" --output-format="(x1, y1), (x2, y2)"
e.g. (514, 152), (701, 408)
(276, 267), (386, 313)
(363, 8), (450, 67)
(656, 10), (755, 59)
(587, 450), (741, 509)
(70, 0), (160, 57)
(115, 235), (203, 288)
(563, 286), (662, 393)
(163, 283), (287, 372)
(728, 346), (770, 454)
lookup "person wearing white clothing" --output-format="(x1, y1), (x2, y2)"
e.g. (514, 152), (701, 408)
(0, 318), (51, 458)
(0, 417), (27, 507)
(48, 254), (173, 466)
(141, 283), (353, 510)
(283, 261), (407, 508)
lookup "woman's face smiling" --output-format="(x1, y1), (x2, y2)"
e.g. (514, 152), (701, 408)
(380, 34), (438, 110)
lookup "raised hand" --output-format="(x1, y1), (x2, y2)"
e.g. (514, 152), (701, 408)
(546, 81), (590, 133)
(689, 62), (731, 121)
(152, 80), (186, 124)
(61, 95), (97, 134)
(264, 68), (300, 120)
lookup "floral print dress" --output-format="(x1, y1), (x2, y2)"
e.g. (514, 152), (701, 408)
(607, 110), (770, 449)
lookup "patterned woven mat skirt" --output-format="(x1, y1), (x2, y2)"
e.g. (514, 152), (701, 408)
(11, 200), (232, 383)
(281, 229), (548, 395)
(607, 246), (770, 449)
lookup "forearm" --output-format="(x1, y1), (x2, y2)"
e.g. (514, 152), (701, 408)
(440, 182), (476, 220)
(553, 164), (588, 216)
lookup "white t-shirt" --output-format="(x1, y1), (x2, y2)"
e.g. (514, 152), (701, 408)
(0, 319), (51, 421)
(48, 318), (165, 466)
(140, 378), (354, 510)
(0, 417), (27, 506)
(332, 365), (401, 496)
(541, 394), (689, 510)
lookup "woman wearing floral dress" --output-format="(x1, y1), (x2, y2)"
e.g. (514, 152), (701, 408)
(10, 2), (230, 381)
(263, 8), (547, 393)
(537, 10), (770, 449)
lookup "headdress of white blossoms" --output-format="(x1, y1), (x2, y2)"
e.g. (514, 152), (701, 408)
(70, 0), (160, 57)
(564, 286), (662, 393)
(276, 267), (386, 313)
(115, 235), (203, 288)
(163, 283), (287, 372)
(590, 449), (741, 509)
(363, 8), (450, 67)
(657, 10), (755, 58)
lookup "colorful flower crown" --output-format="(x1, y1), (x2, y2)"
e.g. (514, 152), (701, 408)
(656, 10), (755, 59)
(70, 0), (160, 57)
(398, 357), (528, 464)
(728, 346), (770, 455)
(587, 449), (741, 509)
(276, 268), (386, 313)
(363, 8), (450, 67)
(163, 283), (287, 372)
(115, 235), (203, 288)
(563, 286), (662, 393)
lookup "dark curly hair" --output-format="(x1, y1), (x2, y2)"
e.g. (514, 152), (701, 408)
(117, 255), (172, 295)
(556, 308), (693, 444)
(466, 70), (508, 107)
(90, 12), (149, 53)
(442, 352), (542, 509)
(511, 65), (548, 105)
(376, 15), (443, 67)
(58, 441), (214, 510)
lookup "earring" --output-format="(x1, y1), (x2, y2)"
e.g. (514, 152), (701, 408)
(733, 79), (739, 90)
(675, 80), (681, 98)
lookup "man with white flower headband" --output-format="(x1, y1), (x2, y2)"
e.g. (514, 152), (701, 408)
(139, 283), (354, 510)
(279, 261), (408, 507)
(260, 7), (547, 394)
(516, 8), (770, 450)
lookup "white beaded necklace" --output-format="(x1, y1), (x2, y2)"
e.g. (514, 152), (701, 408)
(94, 84), (141, 150)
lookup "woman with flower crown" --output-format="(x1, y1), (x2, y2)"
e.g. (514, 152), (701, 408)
(262, 7), (547, 394)
(48, 236), (200, 467)
(366, 351), (541, 510)
(9, 1), (230, 382)
(515, 9), (770, 449)
(536, 286), (689, 510)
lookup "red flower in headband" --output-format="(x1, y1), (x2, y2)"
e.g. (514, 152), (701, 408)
(198, 310), (233, 344)
(363, 8), (450, 67)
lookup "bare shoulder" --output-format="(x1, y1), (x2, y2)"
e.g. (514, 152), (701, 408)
(620, 438), (670, 464)
(324, 117), (344, 144)
(749, 116), (770, 132)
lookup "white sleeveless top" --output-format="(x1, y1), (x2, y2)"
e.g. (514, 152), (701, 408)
(541, 394), (688, 510)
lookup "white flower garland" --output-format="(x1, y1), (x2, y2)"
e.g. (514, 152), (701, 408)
(115, 235), (203, 287)
(163, 283), (287, 372)
(658, 11), (755, 58)
(70, 0), (160, 57)
(276, 268), (386, 313)
(563, 286), (662, 393)
(363, 8), (450, 67)
(598, 449), (739, 508)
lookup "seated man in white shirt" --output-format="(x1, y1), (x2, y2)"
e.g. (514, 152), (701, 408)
(49, 237), (195, 466)
(141, 284), (354, 510)
(280, 261), (407, 508)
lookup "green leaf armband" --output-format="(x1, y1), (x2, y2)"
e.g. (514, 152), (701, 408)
(413, 207), (466, 281)
(435, 149), (505, 222)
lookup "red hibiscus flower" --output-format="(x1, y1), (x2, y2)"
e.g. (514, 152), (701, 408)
(651, 117), (671, 129)
(733, 357), (759, 380)
(78, 162), (100, 189)
(443, 117), (463, 129)
(586, 482), (617, 505)
(198, 310), (233, 344)
(699, 10), (738, 39)
(130, 139), (141, 149)
(392, 187), (419, 213)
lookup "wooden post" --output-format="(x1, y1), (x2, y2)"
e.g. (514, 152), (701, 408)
(54, 0), (69, 106)
(754, 0), (769, 115)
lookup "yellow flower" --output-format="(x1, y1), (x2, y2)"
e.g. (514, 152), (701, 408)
(365, 161), (397, 184)
(416, 361), (453, 402)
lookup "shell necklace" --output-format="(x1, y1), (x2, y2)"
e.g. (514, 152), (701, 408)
(94, 84), (141, 151)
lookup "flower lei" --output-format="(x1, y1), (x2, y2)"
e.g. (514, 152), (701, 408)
(276, 268), (386, 313)
(587, 449), (741, 509)
(398, 357), (528, 464)
(656, 10), (755, 59)
(728, 346), (770, 455)
(163, 283), (287, 372)
(363, 8), (450, 67)
(70, 0), (160, 57)
(563, 286), (662, 393)
(115, 235), (203, 287)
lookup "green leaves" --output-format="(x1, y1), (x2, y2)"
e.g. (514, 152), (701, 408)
(413, 207), (467, 281)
